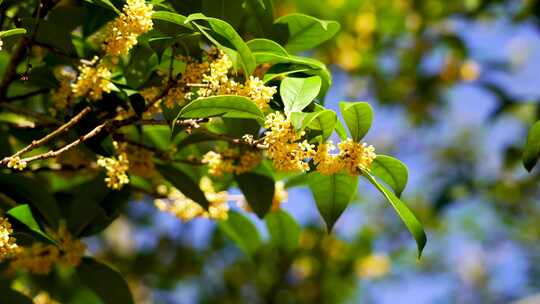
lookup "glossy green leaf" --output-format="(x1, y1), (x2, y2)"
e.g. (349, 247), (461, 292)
(151, 11), (193, 30)
(281, 76), (322, 115)
(7, 205), (56, 243)
(363, 171), (426, 258)
(218, 210), (261, 256)
(247, 38), (288, 56)
(308, 172), (359, 231)
(371, 155), (409, 197)
(274, 13), (340, 53)
(523, 120), (540, 171)
(156, 163), (210, 210)
(83, 0), (120, 14)
(177, 95), (265, 124)
(77, 258), (134, 304)
(290, 109), (337, 140)
(0, 28), (27, 38)
(235, 172), (275, 218)
(186, 13), (256, 75)
(265, 210), (301, 252)
(0, 174), (61, 228)
(339, 101), (373, 142)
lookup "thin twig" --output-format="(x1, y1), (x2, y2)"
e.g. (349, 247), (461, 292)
(19, 121), (107, 163)
(0, 106), (91, 165)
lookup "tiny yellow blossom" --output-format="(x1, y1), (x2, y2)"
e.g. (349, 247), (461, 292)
(263, 112), (314, 172)
(355, 253), (391, 279)
(50, 68), (76, 114)
(338, 139), (376, 175)
(116, 142), (155, 177)
(97, 152), (130, 190)
(313, 141), (343, 175)
(51, 223), (86, 267)
(460, 60), (481, 82)
(6, 156), (27, 170)
(202, 148), (261, 177)
(154, 177), (229, 221)
(9, 243), (60, 275)
(239, 76), (277, 111)
(71, 57), (115, 101)
(102, 0), (153, 57)
(0, 217), (18, 260)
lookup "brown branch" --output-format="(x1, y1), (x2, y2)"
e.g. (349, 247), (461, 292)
(0, 106), (91, 165)
(19, 121), (107, 163)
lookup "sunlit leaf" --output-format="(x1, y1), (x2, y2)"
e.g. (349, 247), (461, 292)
(371, 155), (409, 197)
(274, 13), (340, 53)
(339, 101), (373, 142)
(281, 76), (322, 115)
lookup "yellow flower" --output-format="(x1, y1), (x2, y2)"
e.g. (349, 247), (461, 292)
(71, 57), (115, 101)
(51, 223), (86, 267)
(337, 139), (376, 175)
(0, 217), (18, 260)
(9, 243), (60, 275)
(202, 148), (261, 177)
(116, 142), (155, 177)
(97, 152), (130, 190)
(263, 112), (314, 172)
(239, 76), (277, 111)
(154, 177), (229, 221)
(6, 156), (27, 171)
(460, 60), (481, 82)
(313, 141), (343, 175)
(102, 0), (153, 57)
(355, 253), (391, 279)
(50, 67), (76, 114)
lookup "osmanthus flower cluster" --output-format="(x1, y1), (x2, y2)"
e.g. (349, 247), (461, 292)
(0, 1), (428, 301)
(6, 223), (86, 275)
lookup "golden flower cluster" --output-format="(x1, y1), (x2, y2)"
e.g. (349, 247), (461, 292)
(116, 142), (155, 177)
(9, 243), (60, 275)
(97, 145), (130, 190)
(154, 177), (229, 222)
(102, 0), (153, 58)
(202, 148), (262, 177)
(197, 51), (277, 111)
(263, 112), (315, 172)
(6, 156), (27, 171)
(71, 57), (115, 101)
(50, 67), (76, 114)
(8, 224), (85, 275)
(0, 217), (18, 260)
(314, 139), (376, 175)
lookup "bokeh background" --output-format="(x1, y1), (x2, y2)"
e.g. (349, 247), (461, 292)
(87, 1), (540, 303)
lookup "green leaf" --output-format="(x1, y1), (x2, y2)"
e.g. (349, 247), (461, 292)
(371, 155), (409, 197)
(362, 171), (426, 258)
(235, 173), (275, 218)
(0, 286), (33, 304)
(218, 210), (261, 256)
(308, 172), (359, 231)
(265, 210), (300, 252)
(0, 28), (27, 38)
(186, 13), (256, 76)
(7, 205), (56, 243)
(339, 101), (373, 142)
(0, 174), (61, 228)
(523, 120), (540, 171)
(156, 163), (210, 210)
(274, 13), (340, 53)
(247, 38), (288, 56)
(77, 258), (134, 304)
(290, 109), (337, 140)
(177, 95), (265, 124)
(83, 0), (120, 14)
(151, 11), (194, 30)
(281, 76), (322, 115)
